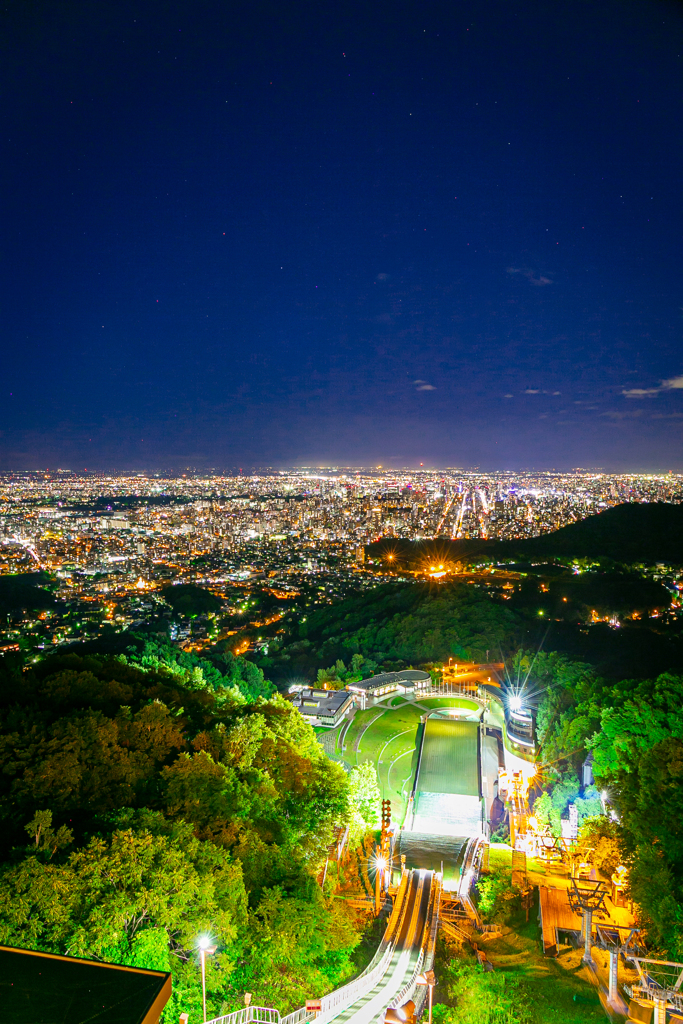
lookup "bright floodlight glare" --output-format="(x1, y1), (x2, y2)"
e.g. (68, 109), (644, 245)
(375, 856), (387, 870)
(198, 935), (212, 950)
(509, 694), (523, 711)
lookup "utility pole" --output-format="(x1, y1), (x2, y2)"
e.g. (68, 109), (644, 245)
(381, 800), (391, 854)
(197, 939), (217, 1023)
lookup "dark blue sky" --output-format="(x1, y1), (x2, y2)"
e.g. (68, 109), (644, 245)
(2, 0), (682, 470)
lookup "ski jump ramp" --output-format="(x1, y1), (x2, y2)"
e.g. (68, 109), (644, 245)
(206, 869), (440, 1024)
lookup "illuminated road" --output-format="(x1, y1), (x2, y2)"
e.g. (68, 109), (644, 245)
(434, 493), (456, 537)
(453, 491), (467, 538)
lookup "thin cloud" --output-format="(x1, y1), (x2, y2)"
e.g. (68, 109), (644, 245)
(622, 373), (683, 398)
(524, 389), (540, 394)
(622, 387), (660, 398)
(503, 394), (514, 398)
(507, 267), (553, 286)
(414, 380), (436, 390)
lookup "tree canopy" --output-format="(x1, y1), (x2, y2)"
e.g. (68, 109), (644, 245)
(161, 583), (222, 617)
(260, 581), (519, 683)
(535, 654), (683, 959)
(0, 573), (58, 616)
(0, 650), (358, 1019)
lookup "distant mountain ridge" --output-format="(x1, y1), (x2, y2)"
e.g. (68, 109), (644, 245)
(369, 502), (683, 566)
(515, 501), (683, 562)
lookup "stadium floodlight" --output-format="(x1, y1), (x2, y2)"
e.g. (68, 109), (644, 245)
(509, 694), (523, 712)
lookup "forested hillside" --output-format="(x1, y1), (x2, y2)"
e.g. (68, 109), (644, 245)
(258, 581), (520, 682)
(368, 502), (683, 567)
(0, 652), (357, 1020)
(258, 571), (683, 685)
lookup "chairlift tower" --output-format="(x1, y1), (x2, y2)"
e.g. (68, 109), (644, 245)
(595, 925), (642, 1009)
(626, 957), (683, 1024)
(566, 879), (609, 962)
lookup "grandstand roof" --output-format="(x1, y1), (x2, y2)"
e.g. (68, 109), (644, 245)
(347, 669), (431, 693)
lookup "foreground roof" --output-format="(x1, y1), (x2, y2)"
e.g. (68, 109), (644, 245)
(0, 945), (172, 1024)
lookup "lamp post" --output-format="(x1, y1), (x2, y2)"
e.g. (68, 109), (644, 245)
(374, 854), (387, 916)
(198, 937), (217, 1023)
(416, 970), (436, 1024)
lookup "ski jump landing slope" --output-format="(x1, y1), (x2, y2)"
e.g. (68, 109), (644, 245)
(412, 719), (482, 836)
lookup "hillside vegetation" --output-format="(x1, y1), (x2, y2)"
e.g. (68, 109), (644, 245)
(0, 651), (358, 1020)
(259, 581), (520, 683)
(369, 502), (683, 566)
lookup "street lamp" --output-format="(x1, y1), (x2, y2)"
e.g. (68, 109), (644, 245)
(198, 936), (217, 1023)
(384, 1000), (416, 1024)
(374, 854), (387, 915)
(416, 970), (436, 1024)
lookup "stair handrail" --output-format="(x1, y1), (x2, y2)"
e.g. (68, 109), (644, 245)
(424, 873), (442, 969)
(281, 1008), (317, 1024)
(206, 1007), (285, 1024)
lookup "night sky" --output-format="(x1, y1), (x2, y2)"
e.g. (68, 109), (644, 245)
(3, 0), (683, 471)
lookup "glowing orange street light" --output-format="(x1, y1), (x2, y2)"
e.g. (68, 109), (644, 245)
(374, 852), (387, 915)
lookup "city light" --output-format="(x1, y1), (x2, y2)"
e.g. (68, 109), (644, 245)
(1, 468), (681, 656)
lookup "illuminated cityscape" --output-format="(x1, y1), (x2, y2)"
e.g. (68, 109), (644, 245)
(1, 468), (681, 655)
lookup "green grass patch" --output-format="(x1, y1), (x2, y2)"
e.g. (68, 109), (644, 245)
(435, 909), (605, 1023)
(351, 703), (425, 822)
(340, 707), (385, 762)
(419, 697), (479, 711)
(489, 846), (513, 871)
(334, 697), (487, 825)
